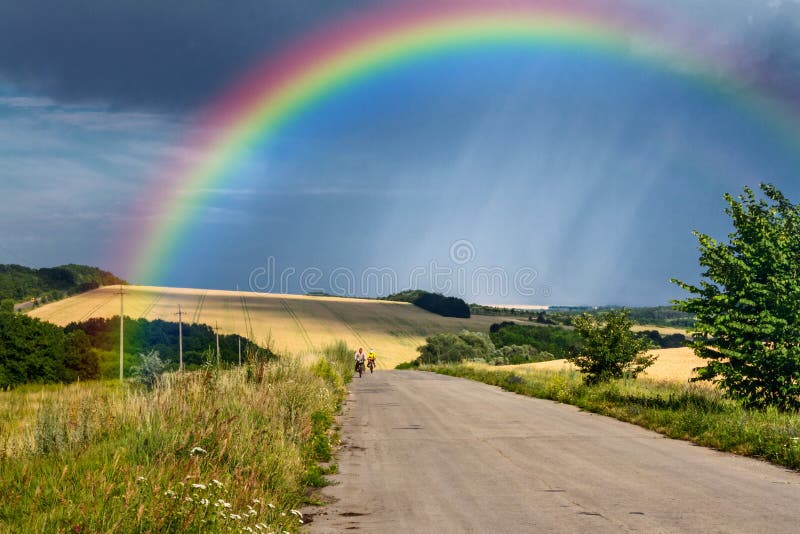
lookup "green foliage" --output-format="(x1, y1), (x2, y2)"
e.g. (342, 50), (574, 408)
(415, 330), (552, 366)
(417, 332), (484, 364)
(490, 344), (554, 366)
(0, 299), (13, 314)
(673, 184), (800, 410)
(567, 310), (656, 384)
(489, 322), (583, 358)
(66, 316), (272, 376)
(0, 263), (126, 302)
(385, 290), (470, 318)
(131, 350), (166, 389)
(637, 329), (687, 349)
(0, 313), (99, 388)
(425, 364), (800, 471)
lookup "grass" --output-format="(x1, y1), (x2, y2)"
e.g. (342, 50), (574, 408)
(0, 341), (354, 533)
(424, 364), (800, 470)
(29, 285), (524, 368)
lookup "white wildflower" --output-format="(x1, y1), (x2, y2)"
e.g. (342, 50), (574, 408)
(190, 446), (207, 455)
(192, 483), (207, 490)
(252, 498), (261, 504)
(243, 528), (254, 533)
(290, 509), (302, 518)
(255, 526), (263, 531)
(185, 496), (194, 503)
(267, 503), (275, 509)
(248, 509), (258, 516)
(200, 498), (210, 506)
(212, 479), (224, 488)
(164, 490), (176, 498)
(136, 476), (146, 482)
(230, 513), (242, 520)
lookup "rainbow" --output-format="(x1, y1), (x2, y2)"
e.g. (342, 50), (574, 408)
(120, 1), (800, 284)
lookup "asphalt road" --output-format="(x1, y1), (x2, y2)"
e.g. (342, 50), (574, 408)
(306, 370), (800, 533)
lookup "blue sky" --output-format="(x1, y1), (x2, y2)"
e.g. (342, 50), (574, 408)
(2, 0), (800, 305)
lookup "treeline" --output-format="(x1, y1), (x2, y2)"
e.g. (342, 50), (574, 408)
(488, 322), (685, 357)
(66, 317), (272, 377)
(0, 264), (126, 302)
(489, 322), (582, 359)
(412, 330), (555, 367)
(385, 290), (470, 318)
(0, 312), (98, 388)
(472, 304), (694, 329)
(0, 312), (270, 388)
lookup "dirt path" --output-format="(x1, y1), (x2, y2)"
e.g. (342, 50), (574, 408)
(307, 371), (800, 533)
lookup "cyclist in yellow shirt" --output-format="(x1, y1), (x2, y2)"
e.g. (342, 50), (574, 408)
(367, 348), (377, 374)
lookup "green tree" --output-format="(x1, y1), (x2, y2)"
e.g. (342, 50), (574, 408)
(0, 298), (13, 314)
(567, 310), (655, 384)
(672, 184), (800, 409)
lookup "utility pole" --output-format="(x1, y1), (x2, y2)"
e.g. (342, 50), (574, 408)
(238, 336), (242, 366)
(116, 285), (127, 382)
(175, 304), (185, 372)
(215, 321), (221, 367)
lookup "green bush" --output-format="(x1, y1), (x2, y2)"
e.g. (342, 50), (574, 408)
(131, 350), (166, 389)
(567, 310), (656, 384)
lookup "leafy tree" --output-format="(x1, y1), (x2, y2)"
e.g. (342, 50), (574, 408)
(673, 184), (800, 409)
(567, 310), (656, 384)
(0, 299), (13, 314)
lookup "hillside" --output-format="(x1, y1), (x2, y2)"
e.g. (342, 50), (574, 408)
(0, 264), (126, 302)
(29, 286), (515, 368)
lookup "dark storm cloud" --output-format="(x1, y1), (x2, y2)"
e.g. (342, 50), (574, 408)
(0, 0), (384, 112)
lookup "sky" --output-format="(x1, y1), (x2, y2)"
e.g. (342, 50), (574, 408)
(2, 0), (800, 306)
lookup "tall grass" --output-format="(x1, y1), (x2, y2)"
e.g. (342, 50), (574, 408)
(0, 343), (353, 533)
(426, 364), (800, 470)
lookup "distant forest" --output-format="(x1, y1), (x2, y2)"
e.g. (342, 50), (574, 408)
(472, 304), (694, 329)
(385, 290), (471, 318)
(0, 264), (126, 302)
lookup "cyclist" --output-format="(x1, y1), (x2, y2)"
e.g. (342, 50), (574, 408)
(367, 348), (377, 373)
(354, 347), (367, 376)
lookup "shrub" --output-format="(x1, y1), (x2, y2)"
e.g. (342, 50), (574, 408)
(567, 310), (656, 384)
(131, 350), (166, 389)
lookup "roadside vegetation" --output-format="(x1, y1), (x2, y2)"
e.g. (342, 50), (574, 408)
(0, 341), (353, 533)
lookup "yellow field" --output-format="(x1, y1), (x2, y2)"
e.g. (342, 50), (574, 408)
(29, 285), (512, 369)
(494, 347), (707, 382)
